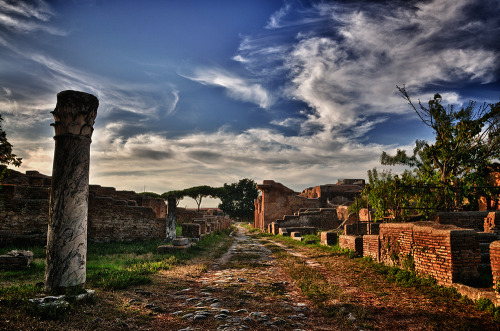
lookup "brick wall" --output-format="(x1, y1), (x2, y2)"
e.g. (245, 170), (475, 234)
(435, 211), (489, 232)
(484, 212), (500, 235)
(0, 185), (49, 244)
(1, 171), (169, 243)
(379, 222), (414, 267)
(254, 180), (320, 231)
(490, 241), (500, 295)
(88, 197), (166, 242)
(339, 235), (363, 256)
(363, 235), (380, 261)
(377, 222), (480, 285)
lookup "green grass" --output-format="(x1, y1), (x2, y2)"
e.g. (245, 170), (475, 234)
(1, 227), (234, 292)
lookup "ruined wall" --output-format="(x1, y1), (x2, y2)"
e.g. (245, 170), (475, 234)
(176, 207), (204, 224)
(484, 212), (500, 235)
(479, 170), (500, 211)
(299, 182), (364, 203)
(435, 211), (489, 232)
(376, 222), (480, 285)
(363, 235), (380, 261)
(254, 180), (320, 231)
(275, 208), (341, 231)
(1, 170), (168, 243)
(0, 185), (49, 244)
(88, 197), (165, 242)
(339, 235), (363, 255)
(490, 241), (500, 295)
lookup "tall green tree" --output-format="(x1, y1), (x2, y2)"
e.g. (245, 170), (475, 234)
(0, 114), (22, 183)
(184, 185), (218, 211)
(218, 178), (258, 221)
(380, 86), (500, 211)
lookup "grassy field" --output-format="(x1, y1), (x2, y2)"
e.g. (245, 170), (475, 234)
(0, 226), (234, 324)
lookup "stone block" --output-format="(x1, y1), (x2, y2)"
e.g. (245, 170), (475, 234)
(0, 250), (33, 270)
(182, 223), (201, 238)
(290, 232), (301, 238)
(279, 228), (289, 236)
(172, 237), (189, 246)
(339, 235), (363, 256)
(320, 231), (337, 246)
(157, 243), (192, 253)
(193, 219), (207, 234)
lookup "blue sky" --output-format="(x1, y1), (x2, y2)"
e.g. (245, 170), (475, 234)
(1, 0), (499, 207)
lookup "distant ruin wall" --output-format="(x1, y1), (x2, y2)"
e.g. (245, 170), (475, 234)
(0, 185), (49, 244)
(1, 171), (168, 244)
(435, 211), (489, 232)
(88, 197), (165, 242)
(276, 208), (341, 231)
(176, 208), (204, 224)
(254, 180), (321, 231)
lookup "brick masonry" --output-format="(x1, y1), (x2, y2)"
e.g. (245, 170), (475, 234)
(320, 231), (337, 246)
(363, 235), (380, 261)
(182, 223), (201, 238)
(435, 211), (489, 232)
(490, 241), (500, 296)
(339, 235), (363, 256)
(1, 170), (169, 243)
(372, 222), (481, 285)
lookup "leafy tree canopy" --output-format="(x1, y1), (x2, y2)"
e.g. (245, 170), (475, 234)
(138, 191), (161, 199)
(366, 87), (500, 218)
(0, 114), (22, 183)
(218, 178), (258, 221)
(183, 185), (219, 211)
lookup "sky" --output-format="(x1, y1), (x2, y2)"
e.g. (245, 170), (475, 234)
(1, 0), (499, 208)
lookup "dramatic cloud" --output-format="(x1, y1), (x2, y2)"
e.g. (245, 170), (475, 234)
(235, 0), (499, 135)
(183, 68), (273, 109)
(2, 0), (499, 207)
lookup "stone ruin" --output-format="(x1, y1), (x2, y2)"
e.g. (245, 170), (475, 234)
(157, 215), (232, 253)
(254, 179), (364, 235)
(254, 179), (500, 305)
(0, 169), (169, 244)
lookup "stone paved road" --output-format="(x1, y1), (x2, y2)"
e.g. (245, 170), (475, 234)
(147, 224), (345, 331)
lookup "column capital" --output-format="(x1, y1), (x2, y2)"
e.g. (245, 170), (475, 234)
(51, 90), (98, 138)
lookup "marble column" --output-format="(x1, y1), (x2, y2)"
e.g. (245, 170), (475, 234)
(165, 195), (177, 241)
(44, 90), (98, 294)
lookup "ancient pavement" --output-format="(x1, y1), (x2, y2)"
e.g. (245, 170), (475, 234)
(121, 224), (496, 331)
(145, 224), (345, 330)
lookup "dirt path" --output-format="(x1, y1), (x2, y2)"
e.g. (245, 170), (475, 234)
(146, 224), (343, 330)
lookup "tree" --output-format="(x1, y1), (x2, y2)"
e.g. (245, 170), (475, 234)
(184, 185), (218, 211)
(381, 86), (500, 211)
(218, 178), (258, 221)
(0, 114), (22, 183)
(138, 191), (161, 198)
(161, 190), (186, 206)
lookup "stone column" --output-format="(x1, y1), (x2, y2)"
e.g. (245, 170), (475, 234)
(165, 195), (177, 241)
(44, 90), (98, 294)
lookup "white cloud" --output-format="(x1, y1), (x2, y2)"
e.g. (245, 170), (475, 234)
(0, 0), (66, 35)
(183, 68), (273, 109)
(266, 3), (291, 29)
(275, 0), (499, 135)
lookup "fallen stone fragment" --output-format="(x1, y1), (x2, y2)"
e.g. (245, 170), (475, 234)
(0, 250), (33, 270)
